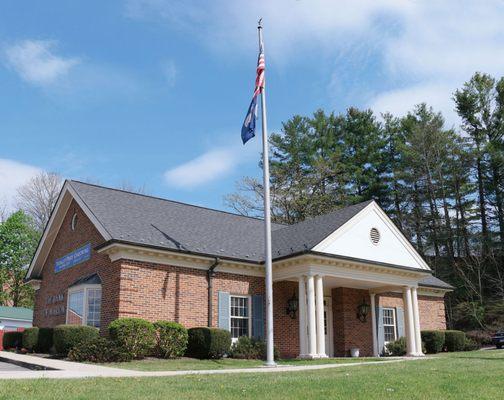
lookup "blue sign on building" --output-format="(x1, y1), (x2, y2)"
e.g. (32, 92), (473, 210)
(54, 243), (91, 273)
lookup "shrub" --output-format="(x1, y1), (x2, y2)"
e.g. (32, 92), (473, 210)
(186, 327), (231, 359)
(229, 336), (258, 359)
(68, 337), (132, 363)
(385, 337), (407, 356)
(421, 330), (445, 354)
(466, 330), (493, 347)
(463, 337), (479, 351)
(229, 336), (280, 360)
(22, 327), (39, 352)
(36, 327), (54, 353)
(108, 318), (156, 359)
(154, 321), (188, 359)
(53, 325), (99, 356)
(2, 331), (23, 350)
(444, 330), (466, 352)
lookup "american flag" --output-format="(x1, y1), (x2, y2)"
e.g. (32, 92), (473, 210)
(254, 43), (265, 96)
(241, 43), (265, 144)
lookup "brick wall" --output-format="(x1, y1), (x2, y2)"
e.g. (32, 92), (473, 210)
(273, 281), (299, 358)
(32, 200), (266, 334)
(33, 200), (121, 330)
(332, 287), (374, 357)
(379, 292), (447, 330)
(115, 259), (265, 329)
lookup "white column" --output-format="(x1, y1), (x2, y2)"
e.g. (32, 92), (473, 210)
(298, 276), (307, 357)
(402, 286), (416, 356)
(306, 275), (317, 358)
(370, 292), (379, 357)
(315, 275), (327, 358)
(411, 286), (424, 356)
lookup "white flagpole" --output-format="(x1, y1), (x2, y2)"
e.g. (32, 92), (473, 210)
(258, 19), (276, 367)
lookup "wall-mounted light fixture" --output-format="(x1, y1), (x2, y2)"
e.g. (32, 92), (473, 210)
(357, 298), (370, 323)
(286, 292), (298, 319)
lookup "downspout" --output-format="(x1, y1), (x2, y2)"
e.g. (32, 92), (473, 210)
(207, 257), (220, 327)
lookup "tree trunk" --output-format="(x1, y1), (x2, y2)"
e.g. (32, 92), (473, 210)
(491, 162), (504, 247)
(476, 154), (490, 255)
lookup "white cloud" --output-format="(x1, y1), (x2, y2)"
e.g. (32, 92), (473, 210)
(125, 0), (412, 60)
(370, 1), (504, 123)
(126, 0), (504, 126)
(369, 82), (460, 128)
(162, 60), (177, 87)
(0, 158), (42, 212)
(164, 148), (239, 188)
(4, 40), (80, 86)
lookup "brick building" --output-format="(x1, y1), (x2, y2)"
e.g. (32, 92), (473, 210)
(26, 181), (452, 358)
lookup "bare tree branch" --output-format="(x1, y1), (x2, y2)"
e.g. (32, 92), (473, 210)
(16, 172), (63, 232)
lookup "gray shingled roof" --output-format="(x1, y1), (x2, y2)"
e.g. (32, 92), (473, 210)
(418, 275), (454, 289)
(69, 181), (368, 263)
(67, 181), (453, 289)
(271, 201), (373, 258)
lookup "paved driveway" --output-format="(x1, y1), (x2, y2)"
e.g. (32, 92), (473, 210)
(0, 361), (30, 371)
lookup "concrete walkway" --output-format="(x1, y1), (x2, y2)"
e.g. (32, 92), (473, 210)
(0, 351), (427, 380)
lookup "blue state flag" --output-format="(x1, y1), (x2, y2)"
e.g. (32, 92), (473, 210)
(241, 95), (258, 144)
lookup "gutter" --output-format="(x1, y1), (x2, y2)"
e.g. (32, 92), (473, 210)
(207, 257), (220, 327)
(95, 239), (262, 265)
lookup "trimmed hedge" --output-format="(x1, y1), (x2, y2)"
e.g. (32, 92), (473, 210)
(154, 321), (188, 359)
(2, 331), (23, 349)
(186, 327), (231, 359)
(68, 337), (132, 363)
(108, 318), (156, 359)
(22, 327), (39, 352)
(53, 325), (99, 356)
(385, 336), (407, 356)
(37, 327), (54, 353)
(421, 330), (445, 354)
(444, 330), (466, 352)
(229, 336), (279, 360)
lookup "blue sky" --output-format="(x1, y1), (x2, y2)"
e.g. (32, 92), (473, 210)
(1, 1), (503, 213)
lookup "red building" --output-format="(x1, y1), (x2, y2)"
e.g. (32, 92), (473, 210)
(26, 181), (452, 358)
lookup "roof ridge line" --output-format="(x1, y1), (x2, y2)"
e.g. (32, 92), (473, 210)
(275, 199), (375, 231)
(69, 180), (287, 225)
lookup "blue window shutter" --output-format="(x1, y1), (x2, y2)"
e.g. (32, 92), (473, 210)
(218, 291), (230, 331)
(396, 307), (405, 338)
(377, 306), (385, 355)
(252, 294), (264, 340)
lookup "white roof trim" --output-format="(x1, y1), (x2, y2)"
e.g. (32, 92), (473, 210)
(26, 181), (112, 280)
(312, 201), (431, 271)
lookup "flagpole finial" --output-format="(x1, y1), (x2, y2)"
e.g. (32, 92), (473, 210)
(258, 18), (263, 29)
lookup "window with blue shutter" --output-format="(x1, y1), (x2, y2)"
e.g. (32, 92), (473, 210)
(218, 291), (230, 331)
(252, 294), (264, 340)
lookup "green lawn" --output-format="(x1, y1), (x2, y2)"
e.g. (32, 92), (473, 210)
(0, 350), (503, 400)
(104, 356), (385, 371)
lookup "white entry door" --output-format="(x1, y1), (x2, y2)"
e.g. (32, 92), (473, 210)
(323, 297), (334, 357)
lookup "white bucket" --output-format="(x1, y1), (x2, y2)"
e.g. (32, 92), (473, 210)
(350, 348), (360, 357)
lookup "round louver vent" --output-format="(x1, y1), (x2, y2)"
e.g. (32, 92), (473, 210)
(370, 227), (381, 245)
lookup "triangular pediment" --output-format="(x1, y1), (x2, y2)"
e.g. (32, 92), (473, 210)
(312, 202), (430, 271)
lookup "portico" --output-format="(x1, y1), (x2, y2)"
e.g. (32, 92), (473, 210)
(274, 253), (430, 358)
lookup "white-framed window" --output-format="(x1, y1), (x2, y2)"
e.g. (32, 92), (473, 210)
(382, 307), (397, 343)
(66, 284), (102, 328)
(230, 295), (251, 340)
